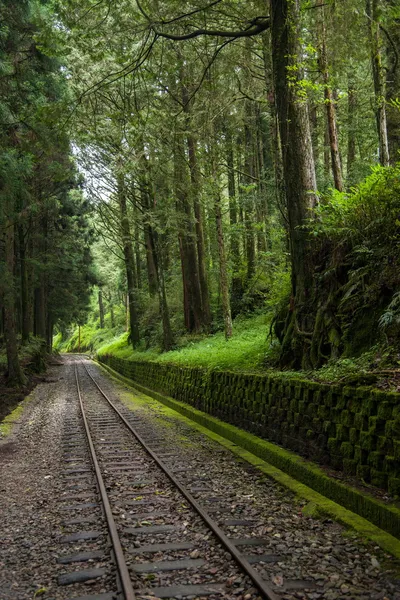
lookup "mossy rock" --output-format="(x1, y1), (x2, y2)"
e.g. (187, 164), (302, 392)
(349, 428), (359, 444)
(340, 442), (354, 459)
(343, 458), (357, 475)
(378, 402), (394, 420)
(370, 469), (387, 489)
(389, 477), (400, 497)
(368, 451), (384, 470)
(356, 463), (370, 482)
(336, 424), (350, 442)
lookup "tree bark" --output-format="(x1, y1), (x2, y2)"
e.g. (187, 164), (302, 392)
(244, 112), (256, 282)
(117, 172), (140, 347)
(174, 133), (204, 333)
(187, 131), (212, 330)
(18, 222), (30, 343)
(262, 29), (286, 224)
(143, 219), (158, 296)
(34, 285), (46, 339)
(317, 0), (343, 191)
(181, 75), (211, 330)
(110, 303), (115, 328)
(153, 231), (174, 351)
(226, 127), (243, 314)
(271, 0), (318, 367)
(3, 212), (26, 385)
(34, 213), (48, 343)
(385, 0), (400, 163)
(134, 220), (142, 289)
(98, 289), (105, 328)
(367, 0), (390, 166)
(347, 75), (357, 186)
(215, 189), (233, 339)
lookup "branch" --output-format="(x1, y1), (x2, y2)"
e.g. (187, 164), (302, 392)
(153, 17), (270, 41)
(379, 24), (399, 76)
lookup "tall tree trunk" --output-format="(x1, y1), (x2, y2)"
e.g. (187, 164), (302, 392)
(181, 77), (211, 330)
(18, 222), (30, 343)
(309, 105), (320, 169)
(34, 285), (46, 339)
(271, 0), (318, 368)
(187, 132), (212, 330)
(47, 318), (53, 352)
(138, 145), (159, 297)
(367, 0), (390, 166)
(143, 219), (158, 297)
(323, 121), (330, 180)
(385, 0), (400, 163)
(3, 211), (26, 385)
(134, 220), (142, 289)
(210, 121), (232, 338)
(262, 29), (286, 223)
(254, 106), (268, 253)
(256, 105), (271, 245)
(153, 231), (174, 351)
(34, 213), (48, 342)
(215, 188), (233, 339)
(226, 126), (243, 315)
(174, 134), (204, 333)
(317, 0), (343, 191)
(98, 289), (105, 328)
(110, 302), (115, 328)
(244, 113), (256, 282)
(347, 75), (357, 186)
(117, 172), (140, 347)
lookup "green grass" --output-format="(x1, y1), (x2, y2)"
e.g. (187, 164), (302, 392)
(57, 324), (125, 354)
(97, 313), (273, 372)
(95, 314), (395, 386)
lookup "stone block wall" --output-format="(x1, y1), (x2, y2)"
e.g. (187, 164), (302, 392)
(98, 354), (400, 494)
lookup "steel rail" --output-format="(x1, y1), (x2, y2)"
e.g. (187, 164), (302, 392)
(81, 360), (279, 600)
(74, 365), (136, 600)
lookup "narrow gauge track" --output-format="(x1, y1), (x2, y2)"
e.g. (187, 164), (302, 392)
(56, 357), (319, 600)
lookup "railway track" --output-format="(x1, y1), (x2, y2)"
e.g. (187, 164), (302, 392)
(55, 358), (321, 600)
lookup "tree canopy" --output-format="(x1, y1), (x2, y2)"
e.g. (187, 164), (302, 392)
(1, 0), (399, 382)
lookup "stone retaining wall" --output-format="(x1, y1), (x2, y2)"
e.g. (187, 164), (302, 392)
(98, 354), (400, 495)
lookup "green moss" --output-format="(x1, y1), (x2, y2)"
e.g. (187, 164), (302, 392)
(340, 442), (354, 458)
(98, 359), (400, 555)
(0, 394), (31, 438)
(349, 427), (359, 444)
(389, 478), (400, 497)
(302, 501), (320, 518)
(370, 469), (387, 489)
(394, 440), (400, 460)
(343, 458), (357, 475)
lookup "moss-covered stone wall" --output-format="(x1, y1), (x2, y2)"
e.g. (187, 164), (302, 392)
(98, 354), (400, 495)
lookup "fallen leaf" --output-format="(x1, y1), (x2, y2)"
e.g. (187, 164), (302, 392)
(272, 575), (284, 586)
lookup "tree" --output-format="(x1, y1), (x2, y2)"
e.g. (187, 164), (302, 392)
(0, 0), (94, 382)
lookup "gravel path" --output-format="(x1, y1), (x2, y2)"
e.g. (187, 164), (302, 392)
(1, 356), (400, 600)
(0, 361), (71, 599)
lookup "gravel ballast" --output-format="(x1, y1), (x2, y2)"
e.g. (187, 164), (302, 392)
(1, 356), (400, 600)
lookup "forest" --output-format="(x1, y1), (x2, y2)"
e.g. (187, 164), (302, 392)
(0, 0), (399, 387)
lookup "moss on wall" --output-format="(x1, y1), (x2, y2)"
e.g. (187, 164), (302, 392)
(98, 352), (400, 505)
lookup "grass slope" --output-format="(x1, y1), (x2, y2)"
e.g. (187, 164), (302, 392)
(97, 313), (273, 372)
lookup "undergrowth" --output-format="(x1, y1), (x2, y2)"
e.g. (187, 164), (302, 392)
(97, 313), (273, 372)
(57, 324), (125, 353)
(0, 336), (48, 373)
